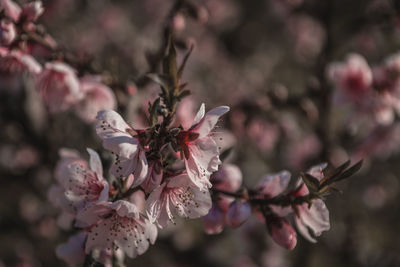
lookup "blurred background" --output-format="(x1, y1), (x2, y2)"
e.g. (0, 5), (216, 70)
(1, 0), (400, 266)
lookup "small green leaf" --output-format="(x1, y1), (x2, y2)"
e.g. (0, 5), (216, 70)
(178, 45), (194, 79)
(334, 160), (363, 182)
(177, 89), (191, 100)
(300, 172), (320, 192)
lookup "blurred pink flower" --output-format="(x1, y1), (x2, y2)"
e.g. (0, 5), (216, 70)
(77, 200), (157, 258)
(328, 53), (373, 100)
(21, 1), (44, 22)
(0, 19), (16, 45)
(225, 200), (251, 228)
(36, 62), (83, 113)
(202, 203), (225, 234)
(56, 232), (87, 265)
(96, 110), (148, 183)
(146, 172), (212, 228)
(75, 75), (116, 122)
(0, 0), (21, 22)
(0, 49), (42, 74)
(211, 163), (242, 192)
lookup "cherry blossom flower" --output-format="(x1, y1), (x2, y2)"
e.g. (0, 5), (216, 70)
(21, 1), (43, 22)
(0, 19), (16, 45)
(76, 200), (157, 258)
(56, 148), (109, 214)
(177, 103), (230, 190)
(328, 53), (373, 100)
(36, 62), (83, 113)
(294, 163), (330, 243)
(0, 0), (21, 22)
(95, 110), (148, 184)
(146, 172), (212, 228)
(75, 75), (116, 122)
(0, 50), (42, 74)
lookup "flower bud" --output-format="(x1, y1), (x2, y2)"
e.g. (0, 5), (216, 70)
(225, 200), (251, 228)
(267, 218), (297, 250)
(202, 203), (225, 234)
(0, 19), (16, 45)
(212, 163), (242, 192)
(21, 1), (44, 22)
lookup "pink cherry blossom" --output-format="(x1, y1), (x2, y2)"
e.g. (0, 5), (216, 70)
(36, 62), (83, 113)
(267, 218), (297, 250)
(56, 232), (87, 265)
(56, 148), (109, 213)
(328, 53), (373, 100)
(76, 200), (157, 258)
(294, 163), (330, 243)
(54, 148), (87, 183)
(75, 76), (116, 122)
(177, 103), (230, 190)
(141, 160), (163, 194)
(0, 50), (42, 74)
(0, 19), (16, 45)
(225, 200), (251, 228)
(202, 203), (225, 234)
(21, 1), (43, 22)
(0, 0), (22, 22)
(146, 172), (212, 228)
(95, 110), (148, 184)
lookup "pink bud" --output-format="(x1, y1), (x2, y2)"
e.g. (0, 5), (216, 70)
(172, 13), (185, 31)
(0, 19), (16, 45)
(202, 203), (225, 234)
(1, 0), (22, 22)
(212, 164), (242, 192)
(267, 219), (297, 250)
(36, 62), (83, 113)
(21, 1), (44, 22)
(225, 201), (251, 228)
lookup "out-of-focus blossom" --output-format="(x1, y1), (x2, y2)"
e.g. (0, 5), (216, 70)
(0, 50), (42, 74)
(178, 103), (229, 190)
(36, 62), (83, 113)
(21, 1), (44, 22)
(202, 203), (225, 234)
(0, 19), (16, 45)
(294, 164), (330, 243)
(225, 200), (251, 228)
(267, 218), (297, 250)
(56, 232), (87, 265)
(211, 163), (242, 192)
(247, 119), (279, 152)
(288, 15), (326, 61)
(77, 200), (157, 258)
(146, 172), (212, 228)
(96, 110), (148, 183)
(328, 53), (373, 100)
(0, 0), (21, 22)
(75, 75), (116, 122)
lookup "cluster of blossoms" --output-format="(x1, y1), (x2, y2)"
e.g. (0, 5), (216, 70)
(0, 0), (362, 265)
(50, 99), (360, 265)
(328, 53), (400, 126)
(0, 0), (116, 122)
(328, 53), (400, 160)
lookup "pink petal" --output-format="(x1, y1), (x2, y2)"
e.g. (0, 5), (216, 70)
(87, 148), (103, 178)
(192, 105), (230, 138)
(267, 219), (297, 250)
(256, 170), (291, 198)
(225, 201), (251, 228)
(56, 232), (87, 265)
(202, 203), (225, 235)
(212, 163), (242, 192)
